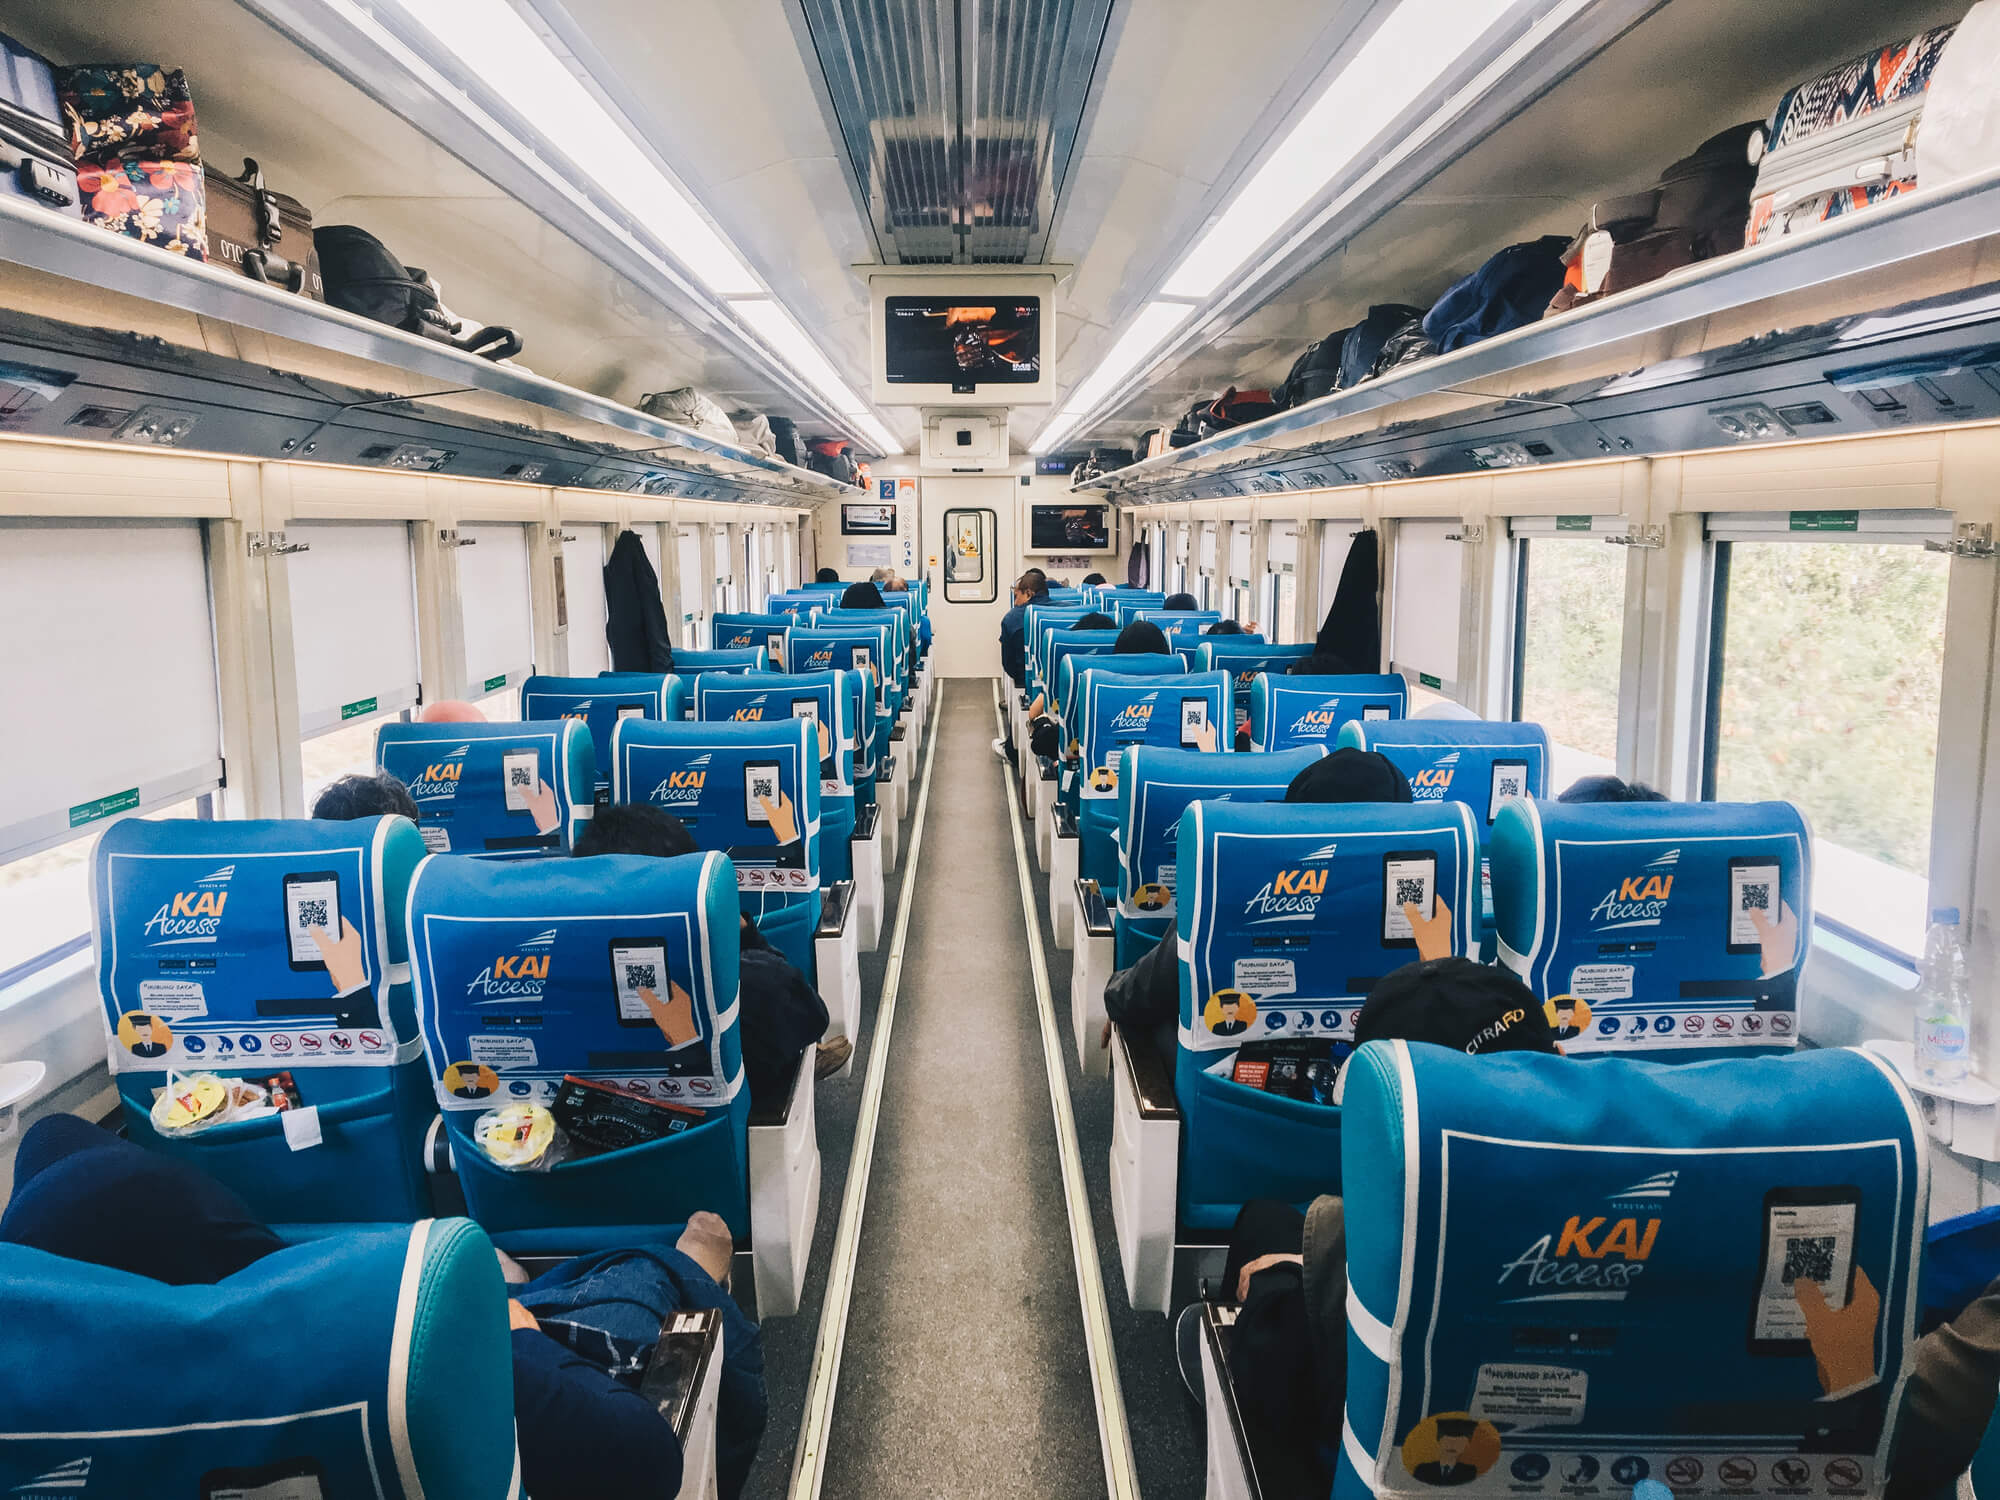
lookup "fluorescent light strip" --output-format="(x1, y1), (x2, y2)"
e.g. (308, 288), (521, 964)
(1029, 414), (1080, 457)
(1163, 0), (1521, 300)
(732, 299), (867, 414)
(844, 413), (904, 457)
(1030, 300), (1195, 452)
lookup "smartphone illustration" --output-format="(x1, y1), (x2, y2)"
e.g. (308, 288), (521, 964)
(1381, 850), (1437, 947)
(201, 1456), (328, 1499)
(1750, 1185), (1861, 1353)
(1488, 759), (1530, 823)
(610, 940), (670, 1027)
(502, 749), (539, 813)
(1180, 697), (1210, 748)
(744, 761), (782, 825)
(1363, 705), (1392, 721)
(791, 698), (819, 724)
(850, 645), (872, 673)
(1729, 856), (1783, 953)
(283, 871), (342, 970)
(768, 632), (787, 658)
(617, 704), (647, 722)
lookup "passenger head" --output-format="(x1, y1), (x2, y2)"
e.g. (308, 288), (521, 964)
(1283, 746), (1411, 804)
(571, 803), (696, 860)
(884, 576), (910, 592)
(1114, 620), (1170, 655)
(1012, 569), (1046, 605)
(421, 699), (486, 723)
(1289, 652), (1358, 676)
(869, 566), (895, 585)
(1076, 611), (1117, 631)
(1355, 957), (1558, 1057)
(1082, 572), (1107, 586)
(815, 566), (841, 583)
(840, 581), (886, 609)
(311, 771), (418, 822)
(1162, 592), (1198, 611)
(1205, 619), (1247, 636)
(1558, 775), (1668, 804)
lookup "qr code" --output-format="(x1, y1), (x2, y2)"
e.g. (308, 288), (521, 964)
(1742, 882), (1771, 912)
(296, 898), (329, 929)
(509, 764), (533, 787)
(1497, 776), (1521, 798)
(1395, 878), (1427, 906)
(1781, 1235), (1836, 1285)
(624, 962), (658, 991)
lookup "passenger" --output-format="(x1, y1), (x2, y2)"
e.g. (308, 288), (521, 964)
(1023, 614), (1148, 761)
(1558, 774), (1668, 803)
(839, 580), (887, 610)
(868, 566), (896, 586)
(814, 566), (841, 583)
(1162, 591), (1199, 610)
(1287, 651), (1361, 675)
(422, 698), (487, 723)
(993, 569), (1054, 760)
(310, 770), (417, 822)
(1205, 619), (1248, 635)
(1082, 571), (1108, 586)
(0, 1113), (759, 1500)
(572, 804), (843, 1089)
(1101, 748), (1433, 1073)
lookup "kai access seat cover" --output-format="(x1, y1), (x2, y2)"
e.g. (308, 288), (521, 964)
(0, 1218), (520, 1499)
(669, 647), (769, 675)
(1056, 645), (1184, 739)
(1196, 642), (1316, 728)
(95, 814), (427, 1073)
(1111, 591), (1167, 624)
(518, 673), (683, 794)
(1335, 1043), (1925, 1500)
(1135, 609), (1224, 653)
(711, 612), (797, 658)
(762, 594), (824, 623)
(1338, 718), (1553, 827)
(817, 606), (911, 679)
(376, 718), (595, 858)
(1489, 799), (1814, 1056)
(1023, 604), (1089, 686)
(695, 669), (856, 882)
(788, 624), (896, 716)
(1249, 673), (1409, 752)
(1113, 743), (1326, 966)
(1075, 668), (1231, 889)
(408, 850), (743, 1115)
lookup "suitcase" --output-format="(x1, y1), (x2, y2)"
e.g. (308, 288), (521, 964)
(56, 63), (201, 164)
(1745, 25), (1957, 247)
(1917, 2), (2000, 192)
(76, 156), (207, 258)
(203, 157), (320, 297)
(0, 35), (81, 221)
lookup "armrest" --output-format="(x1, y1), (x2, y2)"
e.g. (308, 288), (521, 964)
(749, 1044), (813, 1130)
(1076, 878), (1114, 938)
(1056, 805), (1078, 839)
(854, 800), (880, 840)
(816, 879), (855, 939)
(881, 754), (896, 779)
(424, 1113), (455, 1176)
(1204, 1302), (1266, 1500)
(1037, 758), (1057, 784)
(891, 724), (906, 741)
(640, 1305), (723, 1442)
(1114, 1019), (1179, 1121)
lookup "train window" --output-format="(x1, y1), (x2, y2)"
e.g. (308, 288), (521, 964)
(459, 523), (535, 697)
(943, 509), (997, 603)
(1510, 521), (1626, 792)
(744, 527), (764, 610)
(1265, 522), (1297, 643)
(286, 522), (422, 738)
(1198, 524), (1218, 607)
(301, 715), (394, 808)
(677, 526), (705, 645)
(1390, 519), (1461, 701)
(1703, 521), (1952, 960)
(563, 529), (611, 676)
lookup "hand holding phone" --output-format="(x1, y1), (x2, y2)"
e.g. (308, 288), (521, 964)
(1382, 851), (1437, 946)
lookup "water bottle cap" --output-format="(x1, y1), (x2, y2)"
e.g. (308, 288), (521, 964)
(1933, 907), (1962, 926)
(1633, 1482), (1674, 1500)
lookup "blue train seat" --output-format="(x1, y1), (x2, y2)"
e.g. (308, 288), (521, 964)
(1491, 798), (1814, 1058)
(818, 605), (910, 682)
(1076, 668), (1231, 891)
(1136, 609), (1224, 655)
(1195, 642), (1315, 732)
(376, 718), (596, 857)
(609, 716), (825, 982)
(1249, 672), (1409, 751)
(1338, 717), (1552, 826)
(763, 594), (824, 623)
(711, 611), (796, 658)
(788, 627), (895, 814)
(1336, 1043), (1925, 1500)
(93, 815), (435, 1223)
(1111, 591), (1167, 624)
(0, 1217), (519, 1496)
(694, 670), (857, 884)
(1023, 603), (1089, 686)
(669, 647), (768, 676)
(518, 672), (682, 798)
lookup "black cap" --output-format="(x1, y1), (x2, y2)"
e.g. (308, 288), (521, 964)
(1435, 1417), (1478, 1439)
(1356, 958), (1558, 1056)
(1284, 747), (1411, 805)
(1115, 620), (1170, 655)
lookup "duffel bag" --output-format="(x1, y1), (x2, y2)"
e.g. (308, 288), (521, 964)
(1423, 236), (1568, 352)
(1337, 305), (1424, 391)
(318, 225), (521, 360)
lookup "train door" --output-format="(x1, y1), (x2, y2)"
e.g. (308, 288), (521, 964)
(924, 476), (1017, 678)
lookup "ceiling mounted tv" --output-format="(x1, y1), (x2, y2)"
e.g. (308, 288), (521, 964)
(884, 296), (1041, 389)
(1026, 503), (1113, 555)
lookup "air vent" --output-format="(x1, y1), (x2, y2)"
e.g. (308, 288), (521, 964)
(65, 404), (130, 430)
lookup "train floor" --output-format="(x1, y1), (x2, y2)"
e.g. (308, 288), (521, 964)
(744, 677), (1204, 1500)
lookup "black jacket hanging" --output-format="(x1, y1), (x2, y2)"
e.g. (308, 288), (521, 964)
(603, 529), (675, 672)
(1317, 529), (1381, 669)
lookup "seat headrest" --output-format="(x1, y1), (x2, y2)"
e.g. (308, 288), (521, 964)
(1196, 644), (1311, 720)
(0, 1218), (518, 1498)
(376, 718), (595, 859)
(1339, 718), (1552, 826)
(668, 647), (768, 674)
(694, 671), (856, 802)
(1057, 646), (1186, 728)
(1176, 800), (1479, 1052)
(1111, 593), (1167, 623)
(1078, 670), (1231, 795)
(1116, 744), (1327, 923)
(710, 612), (794, 656)
(763, 596), (822, 622)
(519, 674), (680, 792)
(786, 627), (890, 696)
(610, 717), (822, 891)
(1490, 799), (1813, 1055)
(409, 850), (743, 1110)
(1338, 1043), (1925, 1500)
(1250, 673), (1409, 751)
(94, 815), (428, 1075)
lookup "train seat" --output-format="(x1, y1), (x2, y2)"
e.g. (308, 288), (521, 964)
(93, 814), (435, 1223)
(1490, 798), (1814, 1059)
(797, 618), (908, 820)
(408, 850), (821, 1315)
(665, 650), (770, 721)
(1110, 591), (1168, 624)
(519, 672), (684, 799)
(1248, 674), (1409, 752)
(1110, 799), (1479, 1315)
(376, 718), (596, 858)
(787, 626), (898, 834)
(1333, 1042), (1924, 1500)
(1194, 642), (1316, 733)
(710, 611), (796, 659)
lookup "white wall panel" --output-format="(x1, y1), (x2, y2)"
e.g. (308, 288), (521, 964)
(1390, 518), (1462, 685)
(460, 523), (535, 691)
(287, 521), (421, 735)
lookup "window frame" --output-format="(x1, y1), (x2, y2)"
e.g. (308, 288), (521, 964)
(942, 507), (998, 603)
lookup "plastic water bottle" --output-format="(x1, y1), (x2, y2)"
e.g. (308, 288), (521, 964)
(1914, 907), (1972, 1085)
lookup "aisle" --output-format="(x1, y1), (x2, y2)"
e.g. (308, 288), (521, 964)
(817, 680), (1110, 1499)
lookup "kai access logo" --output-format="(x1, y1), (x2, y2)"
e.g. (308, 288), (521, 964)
(1410, 751), (1459, 801)
(469, 929), (556, 1003)
(1245, 843), (1338, 924)
(1588, 848), (1679, 931)
(12, 1457), (90, 1495)
(730, 694), (772, 722)
(1496, 1171), (1674, 1300)
(410, 744), (471, 802)
(1109, 692), (1158, 735)
(142, 864), (233, 944)
(649, 753), (711, 809)
(1287, 697), (1348, 736)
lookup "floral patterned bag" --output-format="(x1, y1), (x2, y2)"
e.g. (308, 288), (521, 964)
(55, 64), (200, 164)
(75, 157), (206, 259)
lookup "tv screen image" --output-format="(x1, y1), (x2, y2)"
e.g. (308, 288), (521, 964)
(1029, 505), (1110, 551)
(884, 296), (1041, 386)
(841, 503), (897, 536)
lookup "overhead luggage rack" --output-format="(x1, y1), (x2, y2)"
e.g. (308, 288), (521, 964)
(1075, 166), (2000, 506)
(0, 196), (861, 504)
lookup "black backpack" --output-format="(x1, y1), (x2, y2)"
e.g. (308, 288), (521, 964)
(1278, 331), (1348, 409)
(317, 225), (521, 361)
(807, 438), (859, 485)
(770, 416), (803, 467)
(1337, 305), (1425, 391)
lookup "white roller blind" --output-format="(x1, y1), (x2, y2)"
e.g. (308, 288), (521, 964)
(1, 520), (222, 859)
(638, 524), (662, 578)
(288, 521), (421, 736)
(563, 530), (609, 677)
(1199, 523), (1218, 570)
(1390, 519), (1463, 687)
(1229, 523), (1251, 583)
(460, 523), (534, 693)
(1267, 521), (1298, 570)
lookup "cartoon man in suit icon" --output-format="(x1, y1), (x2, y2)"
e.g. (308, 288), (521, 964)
(1412, 1418), (1481, 1486)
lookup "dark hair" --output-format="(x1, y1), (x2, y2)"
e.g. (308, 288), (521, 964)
(1162, 592), (1198, 610)
(840, 581), (886, 609)
(1205, 619), (1247, 636)
(815, 567), (841, 583)
(1114, 620), (1171, 655)
(1289, 651), (1359, 675)
(1076, 611), (1117, 631)
(572, 803), (696, 860)
(311, 771), (418, 822)
(1082, 572), (1107, 586)
(1283, 747), (1412, 805)
(1558, 775), (1669, 804)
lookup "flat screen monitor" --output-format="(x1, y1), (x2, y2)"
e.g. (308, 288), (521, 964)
(1027, 504), (1112, 554)
(883, 296), (1041, 389)
(841, 503), (897, 536)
